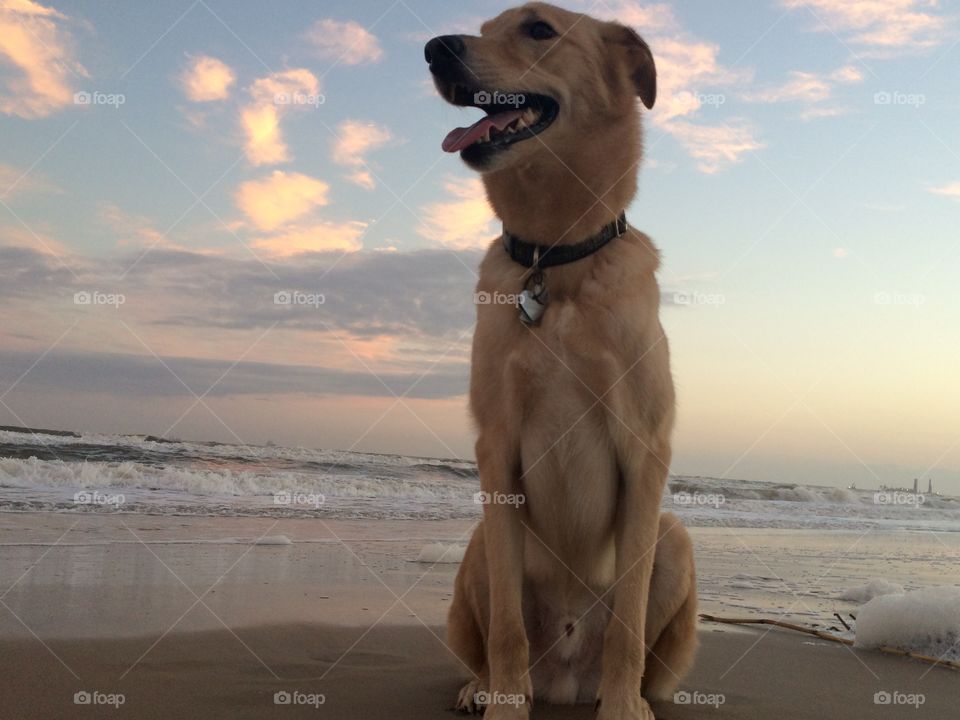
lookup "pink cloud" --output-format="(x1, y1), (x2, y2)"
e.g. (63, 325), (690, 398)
(241, 69), (322, 165)
(0, 0), (86, 118)
(783, 0), (953, 55)
(418, 176), (496, 250)
(305, 19), (383, 65)
(181, 55), (235, 102)
(331, 120), (393, 189)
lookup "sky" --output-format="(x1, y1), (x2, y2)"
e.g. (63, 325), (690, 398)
(1, 0), (959, 493)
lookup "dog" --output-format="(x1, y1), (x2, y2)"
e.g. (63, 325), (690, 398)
(425, 4), (698, 719)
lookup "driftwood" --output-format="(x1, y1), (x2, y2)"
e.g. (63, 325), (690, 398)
(699, 614), (960, 671)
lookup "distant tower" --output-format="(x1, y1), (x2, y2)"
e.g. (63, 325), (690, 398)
(913, 478), (918, 494)
(928, 478), (933, 495)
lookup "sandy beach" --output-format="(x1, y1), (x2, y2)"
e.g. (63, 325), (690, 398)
(1, 512), (956, 719)
(3, 621), (955, 719)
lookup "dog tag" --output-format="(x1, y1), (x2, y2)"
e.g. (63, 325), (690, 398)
(518, 274), (549, 326)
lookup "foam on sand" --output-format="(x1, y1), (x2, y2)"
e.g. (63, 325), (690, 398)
(415, 543), (466, 563)
(839, 579), (904, 603)
(855, 586), (960, 661)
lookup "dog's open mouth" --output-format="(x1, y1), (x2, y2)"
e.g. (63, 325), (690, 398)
(440, 85), (559, 154)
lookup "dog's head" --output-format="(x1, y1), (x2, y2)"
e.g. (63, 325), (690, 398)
(425, 2), (655, 173)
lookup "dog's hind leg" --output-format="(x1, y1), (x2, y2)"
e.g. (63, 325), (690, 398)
(641, 512), (699, 702)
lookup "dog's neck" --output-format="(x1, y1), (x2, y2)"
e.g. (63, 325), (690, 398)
(482, 115), (641, 246)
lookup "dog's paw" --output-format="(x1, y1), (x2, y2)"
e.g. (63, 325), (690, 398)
(596, 693), (655, 720)
(455, 678), (488, 714)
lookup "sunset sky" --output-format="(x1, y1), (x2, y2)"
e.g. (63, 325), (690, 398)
(1, 0), (959, 493)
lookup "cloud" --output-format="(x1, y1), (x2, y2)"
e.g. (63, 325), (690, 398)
(651, 37), (751, 122)
(418, 177), (497, 250)
(180, 55), (235, 102)
(830, 65), (864, 83)
(782, 0), (953, 55)
(595, 1), (679, 32)
(0, 162), (59, 198)
(741, 65), (863, 120)
(251, 221), (367, 255)
(665, 122), (763, 174)
(98, 203), (166, 249)
(241, 69), (321, 165)
(929, 182), (960, 200)
(0, 347), (468, 400)
(0, 243), (481, 343)
(582, 1), (761, 172)
(0, 243), (78, 300)
(241, 104), (287, 165)
(235, 171), (330, 231)
(0, 222), (72, 257)
(305, 19), (383, 65)
(0, 0), (86, 118)
(799, 106), (851, 121)
(743, 71), (834, 104)
(331, 120), (393, 189)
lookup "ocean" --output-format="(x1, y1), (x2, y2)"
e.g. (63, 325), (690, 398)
(2, 426), (958, 532)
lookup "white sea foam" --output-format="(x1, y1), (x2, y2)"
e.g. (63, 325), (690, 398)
(1, 431), (959, 529)
(415, 543), (466, 563)
(855, 586), (960, 661)
(839, 579), (904, 603)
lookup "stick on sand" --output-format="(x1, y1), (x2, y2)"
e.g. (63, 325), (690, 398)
(699, 614), (960, 671)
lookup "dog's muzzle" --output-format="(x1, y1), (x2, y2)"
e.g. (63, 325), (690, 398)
(424, 35), (466, 81)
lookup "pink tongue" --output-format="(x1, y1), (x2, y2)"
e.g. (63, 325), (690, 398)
(442, 109), (523, 153)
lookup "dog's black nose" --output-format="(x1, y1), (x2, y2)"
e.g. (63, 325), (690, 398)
(424, 35), (465, 66)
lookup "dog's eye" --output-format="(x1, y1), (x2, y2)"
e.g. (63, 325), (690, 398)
(527, 21), (557, 40)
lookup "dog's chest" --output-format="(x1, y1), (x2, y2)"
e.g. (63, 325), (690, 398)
(501, 297), (641, 414)
(499, 303), (623, 562)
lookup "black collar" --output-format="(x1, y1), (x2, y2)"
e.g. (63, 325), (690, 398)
(502, 213), (627, 269)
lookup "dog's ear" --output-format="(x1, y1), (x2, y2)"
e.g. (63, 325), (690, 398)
(607, 24), (656, 109)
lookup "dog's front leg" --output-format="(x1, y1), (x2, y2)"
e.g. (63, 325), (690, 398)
(477, 436), (531, 720)
(597, 447), (669, 720)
